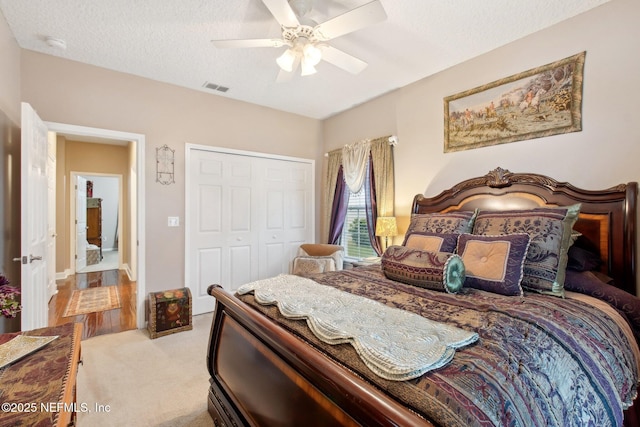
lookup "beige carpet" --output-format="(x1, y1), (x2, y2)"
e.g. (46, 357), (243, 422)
(63, 286), (121, 317)
(77, 312), (215, 426)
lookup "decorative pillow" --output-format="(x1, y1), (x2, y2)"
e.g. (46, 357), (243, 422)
(405, 210), (478, 236)
(292, 256), (336, 276)
(381, 245), (465, 293)
(457, 233), (531, 296)
(565, 269), (640, 345)
(566, 234), (603, 272)
(472, 204), (581, 297)
(403, 232), (459, 253)
(567, 246), (603, 272)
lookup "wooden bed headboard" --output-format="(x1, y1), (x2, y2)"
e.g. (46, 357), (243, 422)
(411, 167), (638, 296)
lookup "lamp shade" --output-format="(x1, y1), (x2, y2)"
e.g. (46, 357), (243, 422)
(303, 43), (322, 66)
(276, 48), (296, 72)
(300, 59), (317, 76)
(375, 217), (398, 237)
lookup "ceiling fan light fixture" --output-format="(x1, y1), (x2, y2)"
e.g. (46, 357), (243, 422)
(303, 43), (322, 66)
(300, 59), (317, 76)
(215, 0), (387, 79)
(276, 48), (296, 72)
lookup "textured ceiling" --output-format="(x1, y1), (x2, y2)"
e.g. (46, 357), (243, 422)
(0, 0), (611, 119)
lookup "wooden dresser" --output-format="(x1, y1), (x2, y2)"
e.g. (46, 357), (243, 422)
(0, 323), (83, 426)
(87, 197), (102, 260)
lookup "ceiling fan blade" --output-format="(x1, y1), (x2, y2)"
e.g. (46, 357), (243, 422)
(321, 46), (368, 74)
(314, 0), (387, 41)
(212, 38), (286, 48)
(261, 0), (300, 27)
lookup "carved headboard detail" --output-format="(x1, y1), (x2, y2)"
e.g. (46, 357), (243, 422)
(411, 167), (637, 295)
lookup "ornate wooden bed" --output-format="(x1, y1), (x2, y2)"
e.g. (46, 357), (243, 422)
(206, 167), (639, 426)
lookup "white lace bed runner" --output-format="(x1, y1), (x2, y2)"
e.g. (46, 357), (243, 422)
(237, 274), (478, 381)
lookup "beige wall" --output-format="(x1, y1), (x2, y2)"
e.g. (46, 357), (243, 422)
(20, 52), (323, 293)
(324, 0), (640, 247)
(0, 11), (20, 123)
(56, 138), (131, 274)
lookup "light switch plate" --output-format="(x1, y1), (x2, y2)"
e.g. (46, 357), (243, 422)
(168, 216), (180, 227)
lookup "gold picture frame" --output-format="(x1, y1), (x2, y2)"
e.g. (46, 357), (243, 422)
(444, 52), (585, 153)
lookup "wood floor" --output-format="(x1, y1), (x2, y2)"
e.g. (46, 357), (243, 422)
(48, 269), (137, 340)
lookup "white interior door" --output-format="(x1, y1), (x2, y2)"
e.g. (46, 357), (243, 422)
(187, 149), (258, 314)
(75, 176), (88, 271)
(20, 103), (49, 331)
(259, 158), (313, 277)
(46, 132), (57, 299)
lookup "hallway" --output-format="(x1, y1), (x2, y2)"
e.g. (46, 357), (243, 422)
(49, 268), (136, 340)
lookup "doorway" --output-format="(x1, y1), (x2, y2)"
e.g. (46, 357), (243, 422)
(74, 174), (122, 274)
(46, 121), (146, 329)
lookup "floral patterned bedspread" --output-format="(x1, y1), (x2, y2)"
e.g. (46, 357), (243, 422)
(238, 266), (638, 427)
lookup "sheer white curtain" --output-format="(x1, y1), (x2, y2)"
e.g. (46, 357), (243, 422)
(342, 139), (371, 193)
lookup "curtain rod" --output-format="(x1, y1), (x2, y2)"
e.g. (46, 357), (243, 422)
(324, 134), (398, 157)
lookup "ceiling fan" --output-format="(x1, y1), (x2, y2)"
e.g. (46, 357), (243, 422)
(211, 0), (387, 78)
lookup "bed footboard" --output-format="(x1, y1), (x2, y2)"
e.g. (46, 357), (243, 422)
(206, 285), (432, 427)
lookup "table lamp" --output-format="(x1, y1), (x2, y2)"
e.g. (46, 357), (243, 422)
(375, 216), (398, 250)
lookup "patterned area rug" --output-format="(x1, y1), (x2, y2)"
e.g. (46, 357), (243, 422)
(63, 286), (121, 317)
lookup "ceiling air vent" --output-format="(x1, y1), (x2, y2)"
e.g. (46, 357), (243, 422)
(203, 82), (229, 93)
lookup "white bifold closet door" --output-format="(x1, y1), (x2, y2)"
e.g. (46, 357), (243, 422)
(186, 146), (314, 315)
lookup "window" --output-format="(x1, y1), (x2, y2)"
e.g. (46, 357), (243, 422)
(340, 190), (376, 259)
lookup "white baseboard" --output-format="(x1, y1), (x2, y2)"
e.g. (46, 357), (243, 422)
(123, 263), (133, 280)
(55, 269), (72, 280)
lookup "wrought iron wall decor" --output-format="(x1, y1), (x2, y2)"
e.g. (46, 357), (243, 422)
(156, 144), (175, 185)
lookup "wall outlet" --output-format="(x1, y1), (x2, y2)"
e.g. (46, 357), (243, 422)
(168, 216), (180, 227)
